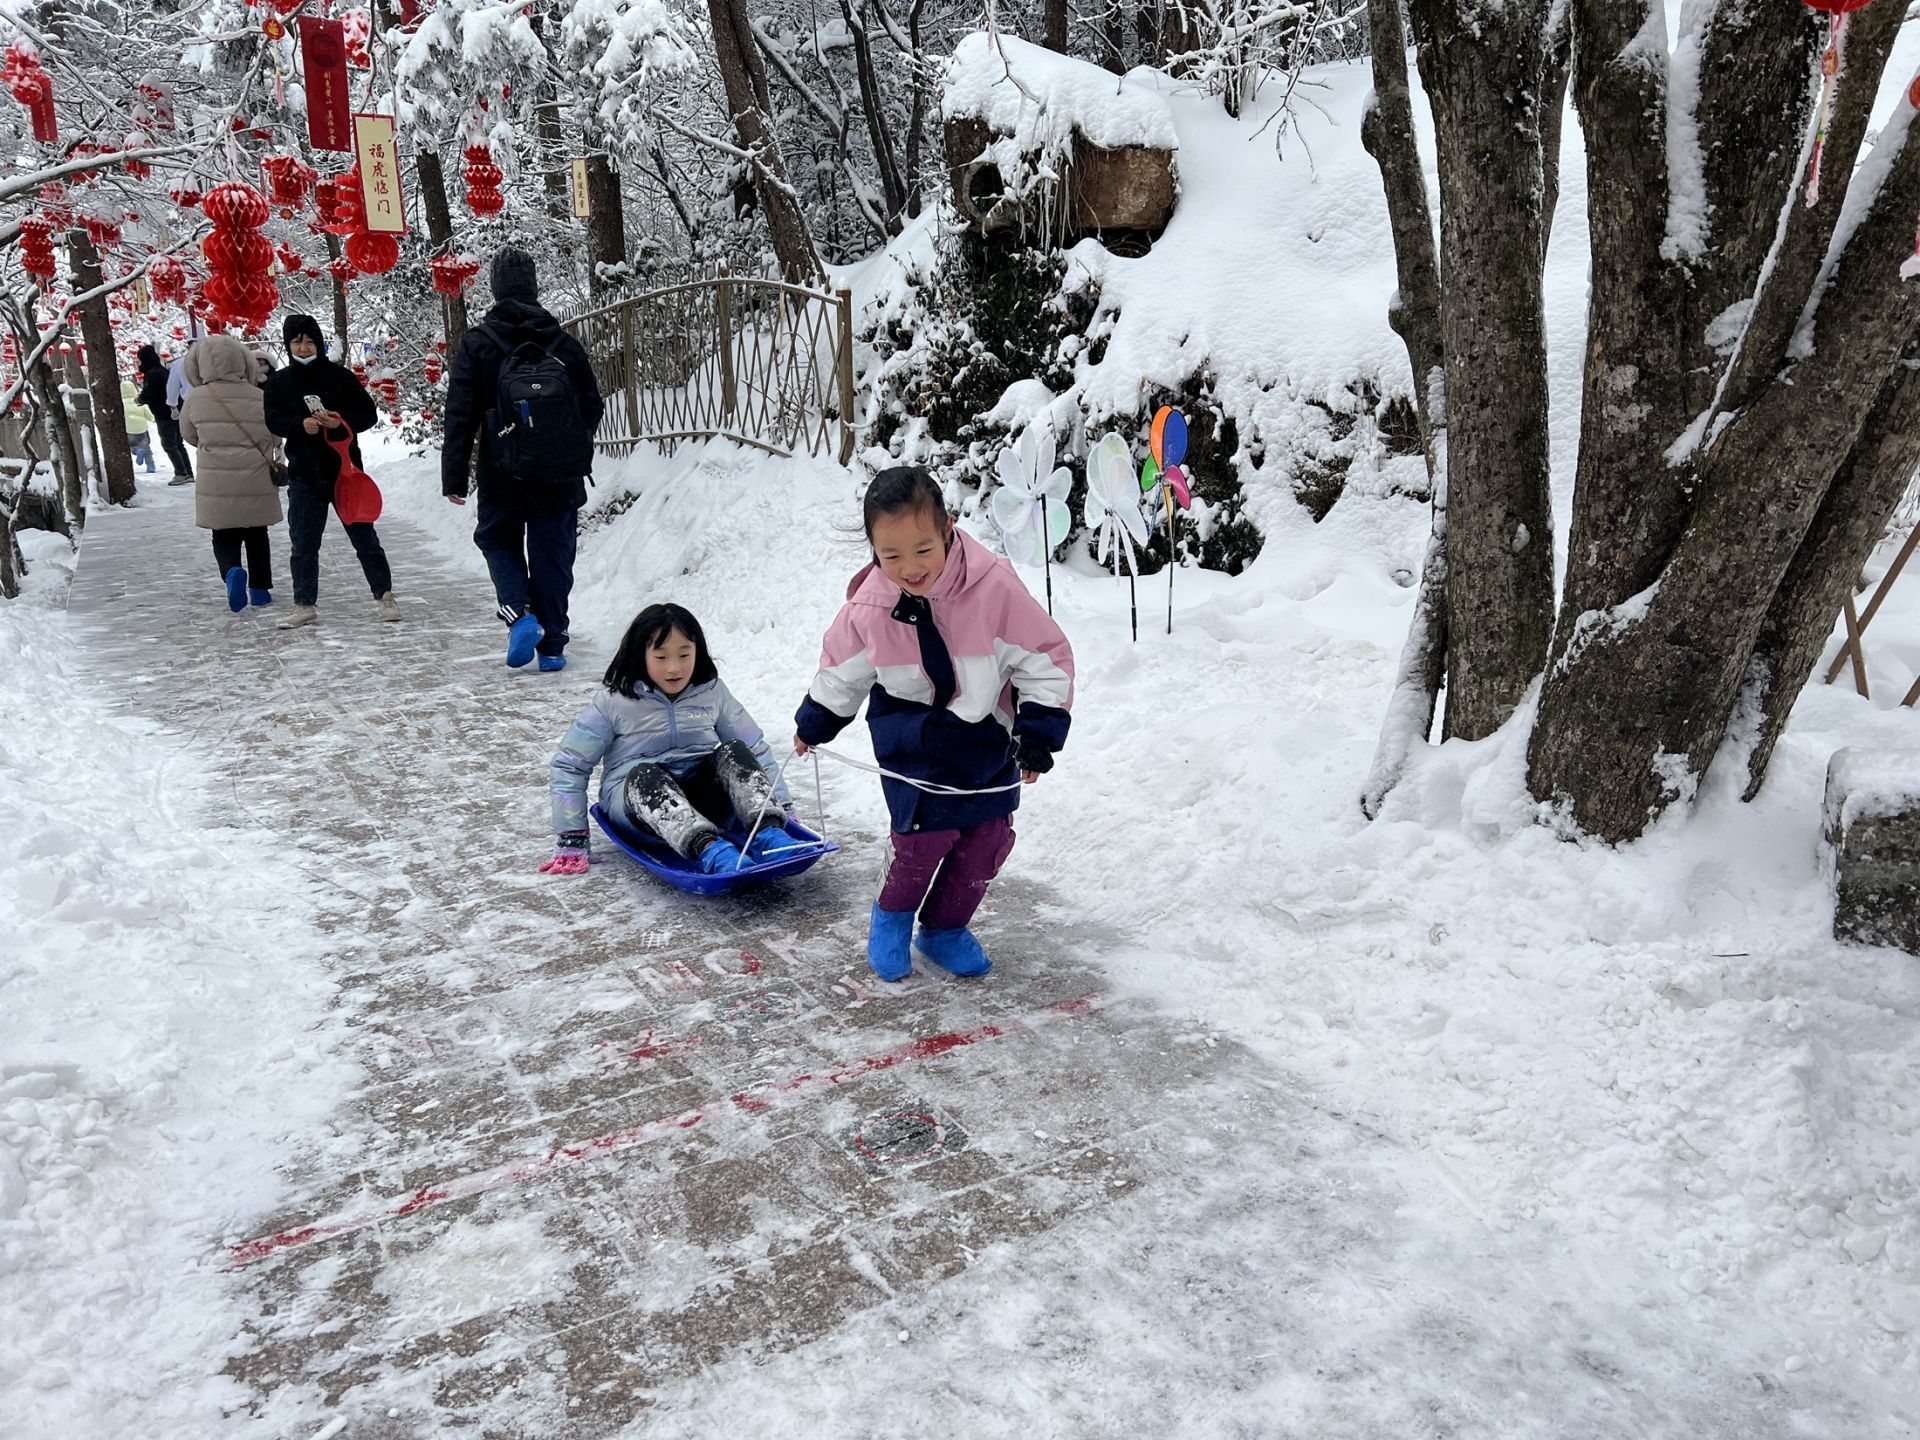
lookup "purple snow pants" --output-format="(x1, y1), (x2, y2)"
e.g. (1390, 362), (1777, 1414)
(876, 817), (1017, 929)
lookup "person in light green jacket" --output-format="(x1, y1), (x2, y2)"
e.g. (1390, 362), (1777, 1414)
(119, 377), (155, 473)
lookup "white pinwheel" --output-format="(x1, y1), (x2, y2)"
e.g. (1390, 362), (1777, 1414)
(989, 424), (1072, 570)
(1084, 432), (1150, 577)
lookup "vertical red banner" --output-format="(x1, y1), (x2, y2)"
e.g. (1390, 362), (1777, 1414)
(299, 18), (352, 153)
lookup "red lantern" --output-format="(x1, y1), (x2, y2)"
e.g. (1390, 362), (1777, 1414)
(269, 0), (305, 13)
(430, 252), (480, 296)
(424, 355), (442, 384)
(149, 254), (189, 303)
(19, 215), (57, 280)
(170, 182), (203, 209)
(203, 181), (270, 230)
(328, 256), (355, 285)
(81, 214), (122, 249)
(376, 374), (399, 407)
(276, 243), (306, 275)
(262, 153), (317, 210)
(200, 181), (277, 329)
(462, 143), (504, 218)
(3, 41), (57, 144)
(345, 230), (399, 275)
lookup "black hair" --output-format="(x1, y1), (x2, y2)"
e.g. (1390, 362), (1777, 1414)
(861, 465), (949, 543)
(603, 603), (718, 698)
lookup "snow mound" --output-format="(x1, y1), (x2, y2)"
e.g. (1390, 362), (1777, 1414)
(942, 32), (1178, 155)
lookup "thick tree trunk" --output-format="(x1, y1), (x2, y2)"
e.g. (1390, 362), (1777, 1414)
(67, 229), (136, 506)
(1357, 0), (1450, 816)
(1044, 0), (1069, 53)
(416, 148), (469, 353)
(1739, 347), (1920, 793)
(1719, 0), (1901, 412)
(1528, 102), (1920, 840)
(707, 0), (823, 285)
(584, 152), (628, 296)
(1409, 0), (1556, 741)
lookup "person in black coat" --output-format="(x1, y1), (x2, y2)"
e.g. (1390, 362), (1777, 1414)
(261, 314), (401, 629)
(137, 342), (194, 485)
(441, 247), (605, 672)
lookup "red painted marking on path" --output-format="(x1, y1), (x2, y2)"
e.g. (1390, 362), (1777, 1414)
(225, 992), (1106, 1268)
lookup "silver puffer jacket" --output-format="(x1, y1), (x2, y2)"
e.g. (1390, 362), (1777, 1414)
(550, 677), (789, 835)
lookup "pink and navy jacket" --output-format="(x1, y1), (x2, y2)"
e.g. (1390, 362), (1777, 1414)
(795, 528), (1075, 833)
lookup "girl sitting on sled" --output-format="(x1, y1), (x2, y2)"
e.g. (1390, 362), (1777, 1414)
(544, 603), (805, 876)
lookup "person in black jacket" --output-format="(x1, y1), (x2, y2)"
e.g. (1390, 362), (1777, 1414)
(441, 248), (605, 672)
(262, 314), (402, 630)
(137, 342), (194, 486)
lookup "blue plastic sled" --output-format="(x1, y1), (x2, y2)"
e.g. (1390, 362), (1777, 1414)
(590, 803), (838, 895)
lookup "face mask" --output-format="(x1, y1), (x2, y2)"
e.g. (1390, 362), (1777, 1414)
(291, 352), (317, 365)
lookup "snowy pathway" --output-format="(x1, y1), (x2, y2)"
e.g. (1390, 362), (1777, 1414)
(60, 486), (1878, 1437)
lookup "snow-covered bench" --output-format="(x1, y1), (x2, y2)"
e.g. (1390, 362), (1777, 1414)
(1824, 749), (1920, 955)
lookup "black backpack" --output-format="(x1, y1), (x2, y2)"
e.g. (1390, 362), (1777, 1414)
(487, 329), (593, 482)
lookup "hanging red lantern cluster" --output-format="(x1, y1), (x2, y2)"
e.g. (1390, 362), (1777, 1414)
(462, 143), (504, 218)
(424, 354), (442, 385)
(261, 153), (318, 214)
(317, 168), (365, 235)
(136, 79), (175, 133)
(81, 213), (122, 249)
(430, 252), (482, 296)
(328, 256), (355, 287)
(200, 181), (278, 331)
(149, 254), (190, 303)
(120, 132), (152, 180)
(18, 215), (57, 280)
(375, 374), (399, 409)
(170, 182), (203, 210)
(4, 41), (56, 144)
(276, 243), (306, 275)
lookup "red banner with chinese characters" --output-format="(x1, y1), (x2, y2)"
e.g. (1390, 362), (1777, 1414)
(299, 18), (352, 152)
(353, 114), (409, 233)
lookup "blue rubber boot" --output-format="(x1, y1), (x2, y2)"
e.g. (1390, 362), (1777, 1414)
(867, 904), (915, 982)
(224, 566), (248, 613)
(914, 924), (992, 978)
(506, 614), (544, 668)
(249, 588), (273, 607)
(744, 825), (811, 863)
(697, 838), (744, 874)
(538, 654), (567, 673)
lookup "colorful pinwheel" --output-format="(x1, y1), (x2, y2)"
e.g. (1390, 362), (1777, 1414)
(1143, 406), (1194, 633)
(989, 423), (1073, 612)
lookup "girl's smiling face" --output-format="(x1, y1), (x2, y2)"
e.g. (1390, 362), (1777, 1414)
(870, 506), (950, 596)
(645, 628), (699, 696)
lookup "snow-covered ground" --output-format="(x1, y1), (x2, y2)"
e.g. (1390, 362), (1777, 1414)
(4, 39), (1920, 1439)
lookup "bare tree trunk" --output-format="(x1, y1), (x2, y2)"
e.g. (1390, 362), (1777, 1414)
(1359, 0), (1449, 815)
(845, 0), (908, 226)
(1538, 5), (1572, 251)
(66, 228), (136, 506)
(1102, 0), (1127, 73)
(904, 0), (930, 217)
(1409, 0), (1555, 741)
(27, 353), (84, 535)
(415, 147), (470, 353)
(1739, 346), (1920, 792)
(584, 152), (628, 296)
(323, 230), (352, 357)
(707, 0), (823, 285)
(1528, 91), (1920, 840)
(1044, 0), (1069, 52)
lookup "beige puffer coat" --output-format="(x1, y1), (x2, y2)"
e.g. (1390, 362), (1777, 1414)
(179, 335), (284, 531)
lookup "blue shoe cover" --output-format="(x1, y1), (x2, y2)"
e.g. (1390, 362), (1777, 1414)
(224, 567), (248, 613)
(697, 838), (744, 874)
(506, 614), (544, 668)
(744, 825), (810, 863)
(538, 653), (567, 672)
(867, 904), (914, 981)
(914, 925), (992, 977)
(249, 588), (273, 607)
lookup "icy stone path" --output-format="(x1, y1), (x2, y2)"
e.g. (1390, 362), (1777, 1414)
(61, 487), (1874, 1438)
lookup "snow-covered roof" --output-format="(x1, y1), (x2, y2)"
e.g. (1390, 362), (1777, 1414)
(942, 31), (1177, 155)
